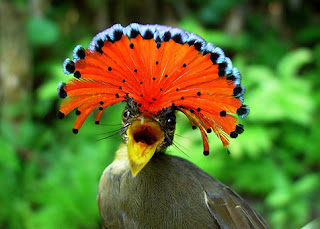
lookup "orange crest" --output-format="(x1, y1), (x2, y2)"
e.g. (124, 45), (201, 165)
(58, 23), (249, 154)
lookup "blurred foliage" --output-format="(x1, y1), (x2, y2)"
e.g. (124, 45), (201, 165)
(1, 0), (319, 229)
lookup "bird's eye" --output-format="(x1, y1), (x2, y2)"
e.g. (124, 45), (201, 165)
(123, 110), (130, 120)
(167, 116), (176, 130)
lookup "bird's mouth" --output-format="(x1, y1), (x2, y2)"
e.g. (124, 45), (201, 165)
(133, 126), (158, 145)
(127, 115), (164, 176)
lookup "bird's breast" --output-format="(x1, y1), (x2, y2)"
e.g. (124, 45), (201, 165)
(97, 152), (217, 229)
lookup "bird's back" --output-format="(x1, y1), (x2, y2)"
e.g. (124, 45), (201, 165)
(98, 148), (269, 229)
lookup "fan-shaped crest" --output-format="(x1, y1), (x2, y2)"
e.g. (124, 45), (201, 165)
(58, 23), (249, 154)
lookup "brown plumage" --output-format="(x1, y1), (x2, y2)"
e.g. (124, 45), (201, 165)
(98, 144), (269, 228)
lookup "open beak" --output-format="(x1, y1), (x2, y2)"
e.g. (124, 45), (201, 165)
(127, 115), (164, 177)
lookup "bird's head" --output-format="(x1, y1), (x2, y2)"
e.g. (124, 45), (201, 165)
(57, 23), (249, 176)
(120, 98), (176, 175)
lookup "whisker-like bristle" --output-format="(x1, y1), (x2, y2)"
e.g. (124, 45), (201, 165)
(96, 132), (122, 141)
(174, 133), (191, 140)
(97, 123), (123, 127)
(165, 132), (189, 157)
(95, 128), (124, 136)
(172, 140), (190, 156)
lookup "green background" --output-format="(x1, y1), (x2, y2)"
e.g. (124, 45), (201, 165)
(0, 0), (319, 228)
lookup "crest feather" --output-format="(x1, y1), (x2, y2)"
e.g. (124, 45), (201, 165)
(58, 23), (249, 153)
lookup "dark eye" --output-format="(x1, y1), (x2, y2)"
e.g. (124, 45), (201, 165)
(167, 116), (176, 129)
(123, 110), (130, 120)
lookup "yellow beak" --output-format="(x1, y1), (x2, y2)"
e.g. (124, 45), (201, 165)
(127, 115), (164, 177)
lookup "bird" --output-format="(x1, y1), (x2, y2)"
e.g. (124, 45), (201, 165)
(57, 23), (269, 228)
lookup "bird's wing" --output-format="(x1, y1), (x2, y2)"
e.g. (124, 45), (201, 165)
(178, 157), (269, 229)
(203, 184), (269, 229)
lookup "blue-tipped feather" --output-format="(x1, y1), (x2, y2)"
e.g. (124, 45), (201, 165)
(73, 45), (85, 61)
(224, 57), (233, 74)
(57, 82), (67, 99)
(229, 67), (242, 85)
(237, 105), (250, 118)
(62, 58), (75, 74)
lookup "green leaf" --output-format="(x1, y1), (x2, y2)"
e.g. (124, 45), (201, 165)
(28, 16), (59, 46)
(277, 48), (313, 79)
